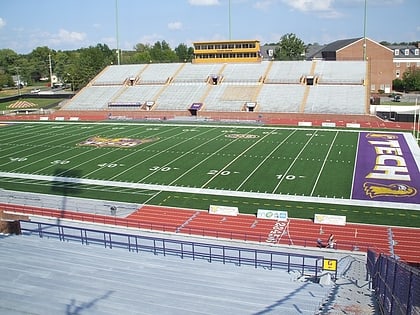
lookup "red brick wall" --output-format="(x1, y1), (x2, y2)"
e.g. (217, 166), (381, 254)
(337, 39), (394, 93)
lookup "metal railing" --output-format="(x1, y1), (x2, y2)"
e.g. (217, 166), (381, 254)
(20, 220), (324, 277)
(367, 249), (420, 315)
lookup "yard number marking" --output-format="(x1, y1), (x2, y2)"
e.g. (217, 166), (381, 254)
(9, 157), (27, 162)
(51, 160), (70, 165)
(149, 166), (178, 172)
(208, 169), (237, 176)
(98, 163), (125, 168)
(276, 174), (306, 181)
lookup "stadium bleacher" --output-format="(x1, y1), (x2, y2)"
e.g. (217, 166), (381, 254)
(62, 60), (368, 115)
(0, 229), (332, 315)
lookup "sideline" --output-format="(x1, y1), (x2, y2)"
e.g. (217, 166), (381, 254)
(1, 171), (419, 211)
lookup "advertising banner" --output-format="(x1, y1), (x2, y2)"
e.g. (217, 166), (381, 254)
(257, 209), (288, 221)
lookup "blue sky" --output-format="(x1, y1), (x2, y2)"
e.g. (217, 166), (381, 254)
(0, 0), (418, 54)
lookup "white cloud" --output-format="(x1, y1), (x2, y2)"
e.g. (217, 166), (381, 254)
(254, 0), (274, 10)
(188, 0), (220, 6)
(0, 17), (6, 29)
(282, 0), (335, 12)
(168, 21), (183, 30)
(57, 29), (86, 42)
(138, 33), (163, 45)
(281, 0), (341, 18)
(49, 29), (87, 45)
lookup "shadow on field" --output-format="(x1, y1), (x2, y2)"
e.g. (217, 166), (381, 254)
(50, 168), (83, 221)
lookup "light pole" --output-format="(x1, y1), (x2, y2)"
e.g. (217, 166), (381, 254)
(228, 0), (232, 40)
(115, 0), (121, 65)
(363, 0), (367, 60)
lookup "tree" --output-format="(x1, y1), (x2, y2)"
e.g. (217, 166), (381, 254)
(73, 44), (114, 88)
(275, 33), (305, 61)
(150, 41), (178, 62)
(175, 43), (194, 62)
(393, 68), (420, 92)
(402, 67), (420, 92)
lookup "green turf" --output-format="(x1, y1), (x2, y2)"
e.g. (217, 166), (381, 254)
(0, 121), (419, 228)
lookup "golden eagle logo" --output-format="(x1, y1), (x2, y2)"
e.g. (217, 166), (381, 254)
(365, 133), (398, 140)
(363, 182), (417, 198)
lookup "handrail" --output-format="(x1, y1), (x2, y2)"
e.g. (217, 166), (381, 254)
(20, 220), (324, 277)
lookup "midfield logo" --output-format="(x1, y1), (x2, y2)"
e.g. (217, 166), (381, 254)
(78, 136), (159, 148)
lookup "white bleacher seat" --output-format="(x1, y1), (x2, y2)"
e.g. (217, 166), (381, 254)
(305, 85), (366, 114)
(155, 83), (208, 110)
(64, 86), (122, 110)
(315, 61), (366, 84)
(112, 85), (162, 104)
(140, 63), (183, 84)
(222, 62), (269, 83)
(173, 63), (224, 83)
(93, 64), (146, 85)
(257, 84), (305, 113)
(265, 61), (313, 83)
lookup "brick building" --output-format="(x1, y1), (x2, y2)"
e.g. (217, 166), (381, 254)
(388, 43), (420, 80)
(306, 37), (394, 94)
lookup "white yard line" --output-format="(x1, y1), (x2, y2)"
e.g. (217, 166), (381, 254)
(113, 127), (217, 183)
(97, 126), (184, 180)
(271, 130), (318, 194)
(350, 132), (361, 199)
(200, 128), (273, 188)
(310, 131), (339, 196)
(0, 124), (107, 169)
(235, 130), (298, 191)
(167, 131), (230, 186)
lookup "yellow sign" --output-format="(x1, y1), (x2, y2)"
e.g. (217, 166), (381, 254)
(323, 259), (337, 271)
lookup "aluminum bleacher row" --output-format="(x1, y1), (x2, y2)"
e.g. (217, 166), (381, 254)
(0, 220), (334, 315)
(63, 60), (367, 115)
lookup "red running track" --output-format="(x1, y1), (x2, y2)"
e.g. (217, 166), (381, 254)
(129, 206), (420, 264)
(2, 203), (420, 264)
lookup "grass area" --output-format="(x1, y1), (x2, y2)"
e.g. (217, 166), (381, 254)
(0, 121), (419, 227)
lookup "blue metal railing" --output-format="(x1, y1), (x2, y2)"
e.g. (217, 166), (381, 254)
(20, 220), (324, 277)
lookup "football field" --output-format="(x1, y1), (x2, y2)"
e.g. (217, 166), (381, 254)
(0, 121), (419, 226)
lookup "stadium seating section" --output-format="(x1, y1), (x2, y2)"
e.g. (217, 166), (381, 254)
(64, 60), (367, 115)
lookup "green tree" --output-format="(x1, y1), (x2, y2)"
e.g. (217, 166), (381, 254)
(175, 43), (194, 62)
(73, 44), (114, 88)
(27, 46), (52, 82)
(402, 67), (420, 92)
(392, 78), (404, 92)
(275, 33), (305, 61)
(150, 41), (178, 62)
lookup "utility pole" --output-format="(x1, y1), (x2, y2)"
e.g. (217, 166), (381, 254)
(48, 53), (53, 88)
(16, 67), (21, 97)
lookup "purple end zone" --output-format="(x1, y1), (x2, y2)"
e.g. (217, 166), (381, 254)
(352, 132), (420, 204)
